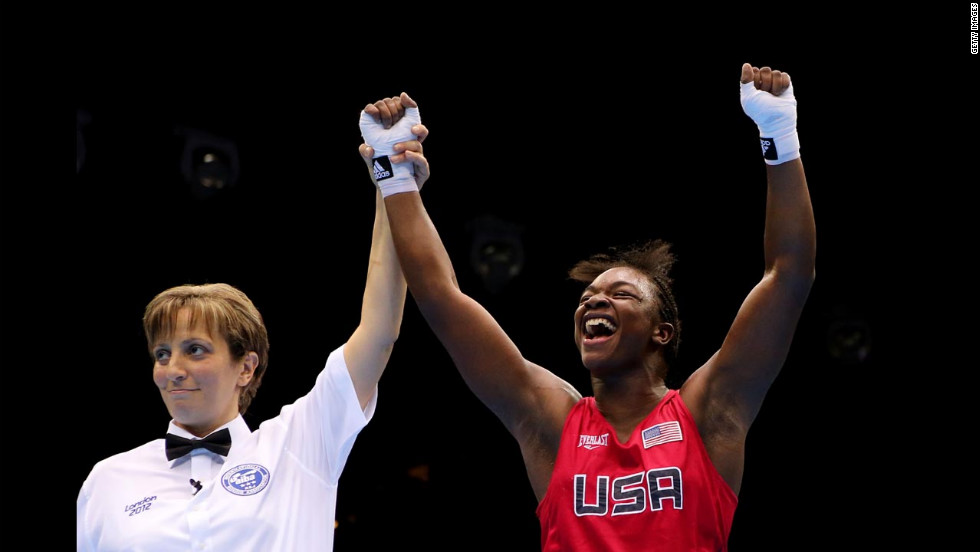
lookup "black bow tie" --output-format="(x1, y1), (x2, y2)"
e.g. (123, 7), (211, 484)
(165, 428), (232, 461)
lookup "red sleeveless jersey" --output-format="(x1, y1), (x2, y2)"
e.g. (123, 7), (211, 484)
(536, 390), (737, 551)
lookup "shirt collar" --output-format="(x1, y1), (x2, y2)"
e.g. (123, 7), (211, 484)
(165, 415), (250, 443)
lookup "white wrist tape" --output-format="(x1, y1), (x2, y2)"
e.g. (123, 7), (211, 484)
(359, 106), (422, 196)
(739, 81), (800, 165)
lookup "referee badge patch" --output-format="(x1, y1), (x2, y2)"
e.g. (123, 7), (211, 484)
(221, 463), (271, 496)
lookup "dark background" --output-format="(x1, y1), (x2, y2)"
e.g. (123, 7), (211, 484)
(4, 5), (951, 550)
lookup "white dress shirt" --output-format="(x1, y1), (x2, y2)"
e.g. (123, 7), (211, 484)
(77, 344), (375, 551)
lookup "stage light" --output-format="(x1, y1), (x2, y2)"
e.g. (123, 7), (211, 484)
(175, 125), (240, 200)
(827, 314), (871, 365)
(468, 215), (524, 294)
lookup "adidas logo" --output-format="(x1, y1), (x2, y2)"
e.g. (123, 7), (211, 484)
(760, 138), (777, 160)
(373, 157), (393, 181)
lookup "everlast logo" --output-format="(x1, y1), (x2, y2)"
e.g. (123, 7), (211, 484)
(578, 433), (609, 450)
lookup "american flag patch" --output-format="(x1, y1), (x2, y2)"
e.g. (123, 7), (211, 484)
(641, 421), (682, 449)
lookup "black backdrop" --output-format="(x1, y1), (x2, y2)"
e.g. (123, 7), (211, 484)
(2, 5), (929, 550)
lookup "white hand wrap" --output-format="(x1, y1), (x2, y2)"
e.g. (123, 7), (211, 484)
(359, 106), (422, 197)
(740, 80), (800, 165)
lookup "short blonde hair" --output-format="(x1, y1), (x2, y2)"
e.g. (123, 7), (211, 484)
(143, 283), (270, 414)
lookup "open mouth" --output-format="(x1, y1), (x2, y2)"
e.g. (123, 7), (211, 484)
(584, 317), (617, 340)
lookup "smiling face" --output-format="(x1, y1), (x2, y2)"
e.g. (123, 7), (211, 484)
(151, 308), (255, 437)
(574, 266), (667, 374)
